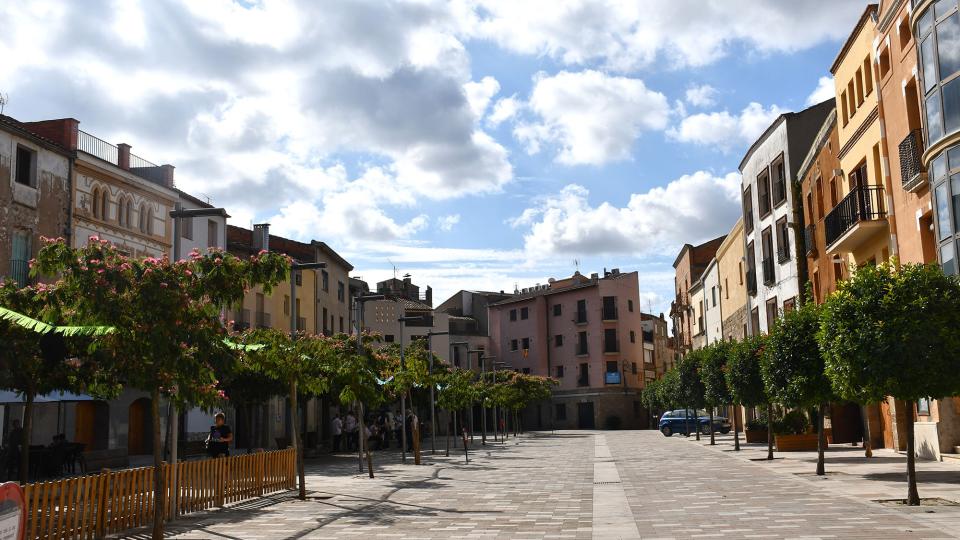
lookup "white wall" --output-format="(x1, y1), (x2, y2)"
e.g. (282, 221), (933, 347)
(702, 261), (723, 344)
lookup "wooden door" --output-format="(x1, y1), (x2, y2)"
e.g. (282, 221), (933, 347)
(127, 398), (152, 455)
(75, 402), (95, 447)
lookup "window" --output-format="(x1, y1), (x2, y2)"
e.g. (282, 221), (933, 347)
(181, 212), (194, 240)
(757, 169), (772, 216)
(936, 182), (952, 240)
(577, 363), (589, 386)
(783, 297), (796, 314)
(384, 334), (395, 343)
(556, 365), (564, 378)
(816, 177), (825, 219)
(761, 227), (775, 284)
(813, 270), (821, 302)
(93, 188), (109, 221)
(771, 156), (786, 206)
(750, 307), (760, 335)
(10, 230), (31, 287)
(509, 309), (517, 321)
(520, 307), (529, 320)
(627, 299), (634, 312)
(555, 403), (567, 420)
(522, 368), (530, 374)
(295, 272), (302, 286)
(576, 331), (588, 355)
(602, 296), (617, 320)
(511, 339), (518, 351)
(841, 90), (849, 125)
(284, 295), (290, 316)
(855, 67), (865, 106)
(453, 347), (461, 367)
(145, 207), (154, 236)
(553, 304), (562, 316)
(339, 316), (344, 333)
(321, 270), (329, 292)
(555, 334), (563, 347)
(863, 56), (873, 96)
(606, 361), (618, 374)
(207, 220), (219, 248)
(337, 281), (345, 302)
(765, 297), (779, 329)
(629, 330), (635, 343)
(776, 217), (790, 263)
(575, 299), (587, 323)
(15, 146), (35, 187)
(878, 47), (891, 79)
(522, 337), (530, 350)
(942, 241), (957, 275)
(643, 349), (653, 364)
(918, 397), (931, 416)
(711, 287), (716, 307)
(631, 362), (637, 375)
(743, 186), (754, 231)
(322, 307), (328, 334)
(919, 8), (960, 144)
(603, 328), (618, 353)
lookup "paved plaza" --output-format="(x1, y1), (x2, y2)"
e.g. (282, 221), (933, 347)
(124, 431), (960, 539)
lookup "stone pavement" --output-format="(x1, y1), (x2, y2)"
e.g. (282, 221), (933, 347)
(119, 431), (960, 539)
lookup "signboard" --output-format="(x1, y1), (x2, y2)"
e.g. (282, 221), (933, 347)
(0, 482), (25, 540)
(604, 371), (621, 385)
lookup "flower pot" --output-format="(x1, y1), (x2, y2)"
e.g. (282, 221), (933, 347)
(745, 429), (768, 443)
(774, 433), (826, 452)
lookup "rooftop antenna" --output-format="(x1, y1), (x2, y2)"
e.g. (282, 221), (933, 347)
(0, 93), (8, 115)
(574, 258), (580, 273)
(388, 260), (397, 280)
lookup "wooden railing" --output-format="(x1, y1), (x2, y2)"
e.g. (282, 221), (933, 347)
(22, 448), (295, 540)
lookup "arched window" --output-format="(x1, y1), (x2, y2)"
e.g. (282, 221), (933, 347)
(100, 190), (109, 222)
(117, 195), (126, 227)
(92, 187), (101, 219)
(145, 207), (154, 236)
(125, 199), (133, 229)
(138, 203), (147, 233)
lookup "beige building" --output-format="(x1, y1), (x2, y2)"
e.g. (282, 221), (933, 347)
(716, 218), (747, 341)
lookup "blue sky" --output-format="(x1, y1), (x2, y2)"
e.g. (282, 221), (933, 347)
(0, 0), (867, 316)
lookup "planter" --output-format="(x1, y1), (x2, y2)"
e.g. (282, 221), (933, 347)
(775, 433), (827, 452)
(745, 429), (768, 443)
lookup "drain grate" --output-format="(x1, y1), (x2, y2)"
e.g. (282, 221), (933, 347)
(593, 481), (621, 485)
(874, 498), (960, 507)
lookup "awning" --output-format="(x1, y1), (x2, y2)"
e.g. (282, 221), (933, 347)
(0, 391), (96, 404)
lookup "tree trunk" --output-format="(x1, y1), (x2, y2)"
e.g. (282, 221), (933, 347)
(709, 410), (715, 445)
(151, 389), (165, 540)
(694, 406), (701, 441)
(817, 402), (827, 476)
(290, 380), (305, 500)
(19, 392), (34, 484)
(246, 404), (255, 453)
(766, 403), (774, 460)
(861, 404), (873, 458)
(461, 413), (469, 464)
(684, 408), (690, 437)
(733, 403), (741, 451)
(906, 407), (920, 505)
(446, 410), (452, 457)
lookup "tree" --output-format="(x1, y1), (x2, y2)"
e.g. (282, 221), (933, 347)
(242, 328), (333, 498)
(381, 340), (433, 463)
(0, 282), (118, 483)
(676, 351), (706, 439)
(218, 351), (286, 453)
(329, 332), (389, 477)
(436, 368), (478, 463)
(762, 300), (832, 474)
(726, 335), (768, 453)
(35, 238), (289, 539)
(819, 261), (960, 505)
(700, 341), (733, 445)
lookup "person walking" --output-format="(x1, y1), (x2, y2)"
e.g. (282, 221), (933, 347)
(206, 412), (233, 458)
(331, 413), (343, 453)
(405, 410), (417, 452)
(344, 411), (357, 451)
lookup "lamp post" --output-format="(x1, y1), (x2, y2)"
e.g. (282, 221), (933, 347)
(468, 350), (494, 445)
(168, 203), (226, 519)
(287, 261), (326, 499)
(447, 341), (468, 456)
(425, 330), (448, 455)
(352, 293), (385, 475)
(398, 315), (424, 464)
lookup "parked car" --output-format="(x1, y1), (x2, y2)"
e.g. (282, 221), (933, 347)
(658, 409), (732, 436)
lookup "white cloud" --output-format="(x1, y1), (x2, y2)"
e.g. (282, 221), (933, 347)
(668, 102), (784, 151)
(516, 70), (670, 165)
(437, 214), (461, 231)
(463, 0), (868, 71)
(806, 75), (836, 106)
(488, 95), (521, 127)
(463, 76), (500, 119)
(514, 171), (742, 260)
(685, 84), (718, 107)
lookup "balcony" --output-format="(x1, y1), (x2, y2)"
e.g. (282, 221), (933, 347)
(804, 224), (817, 257)
(777, 245), (790, 264)
(746, 269), (757, 295)
(255, 311), (271, 328)
(899, 129), (926, 193)
(825, 185), (888, 254)
(761, 257), (775, 285)
(78, 130), (171, 187)
(602, 307), (618, 321)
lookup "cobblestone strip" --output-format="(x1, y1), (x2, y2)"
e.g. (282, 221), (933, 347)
(592, 434), (641, 539)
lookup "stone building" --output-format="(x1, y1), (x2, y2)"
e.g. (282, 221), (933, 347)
(715, 218), (747, 341)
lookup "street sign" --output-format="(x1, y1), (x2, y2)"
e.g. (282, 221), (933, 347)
(0, 482), (25, 540)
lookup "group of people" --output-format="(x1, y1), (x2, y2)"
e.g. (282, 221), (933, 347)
(331, 410), (419, 453)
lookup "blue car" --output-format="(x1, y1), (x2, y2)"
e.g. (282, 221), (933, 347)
(658, 409), (731, 436)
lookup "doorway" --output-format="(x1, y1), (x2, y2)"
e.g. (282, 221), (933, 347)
(577, 402), (595, 429)
(75, 401), (110, 450)
(127, 398), (153, 455)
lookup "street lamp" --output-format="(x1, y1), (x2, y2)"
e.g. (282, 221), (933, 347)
(353, 293), (385, 475)
(287, 261), (326, 499)
(468, 350), (495, 445)
(425, 330), (449, 455)
(398, 315), (424, 464)
(493, 361), (513, 440)
(168, 203), (227, 518)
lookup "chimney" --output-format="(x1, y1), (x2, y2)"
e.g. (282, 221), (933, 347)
(117, 143), (131, 170)
(160, 164), (175, 188)
(252, 223), (270, 252)
(425, 286), (433, 307)
(21, 118), (80, 150)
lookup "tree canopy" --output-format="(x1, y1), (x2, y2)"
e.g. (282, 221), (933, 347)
(762, 301), (832, 408)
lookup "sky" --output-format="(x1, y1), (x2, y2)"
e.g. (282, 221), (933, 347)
(0, 0), (867, 317)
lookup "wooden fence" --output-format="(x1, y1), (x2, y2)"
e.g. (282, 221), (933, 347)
(21, 448), (296, 540)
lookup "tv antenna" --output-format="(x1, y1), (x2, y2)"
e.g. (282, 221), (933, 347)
(574, 258), (580, 273)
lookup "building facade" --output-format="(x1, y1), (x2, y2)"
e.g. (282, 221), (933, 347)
(669, 236), (725, 355)
(741, 100), (833, 335)
(489, 269), (646, 430)
(700, 258), (723, 345)
(715, 218), (747, 341)
(640, 313), (673, 379)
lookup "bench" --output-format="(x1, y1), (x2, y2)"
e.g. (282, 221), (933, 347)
(82, 448), (129, 472)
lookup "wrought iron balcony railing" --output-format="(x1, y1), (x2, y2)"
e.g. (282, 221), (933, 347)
(899, 129), (926, 191)
(804, 224), (817, 257)
(824, 185), (886, 248)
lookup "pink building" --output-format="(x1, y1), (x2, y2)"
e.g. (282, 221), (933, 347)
(489, 269), (647, 430)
